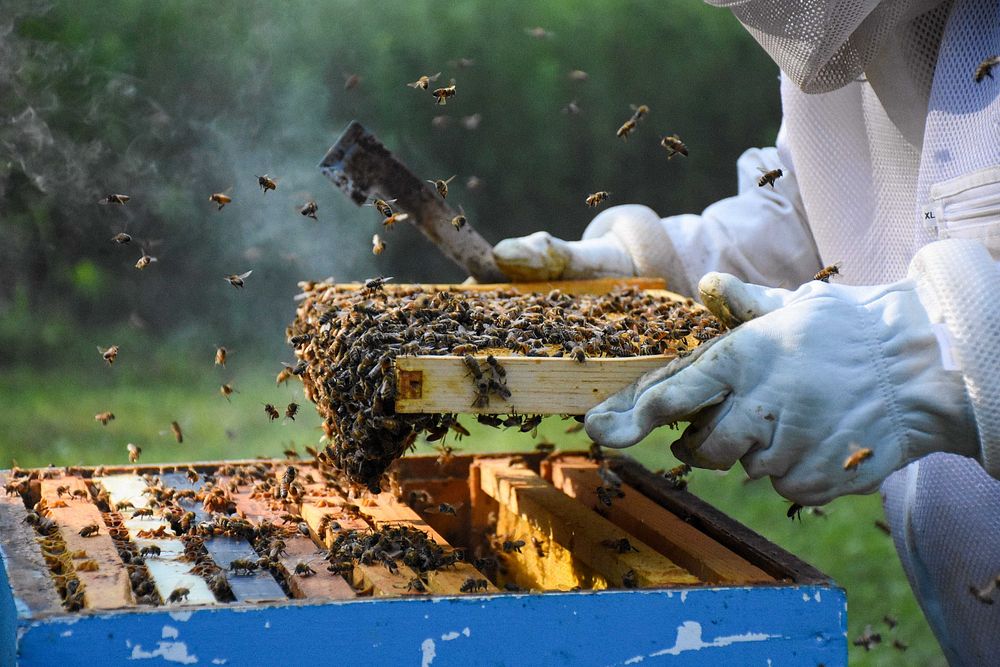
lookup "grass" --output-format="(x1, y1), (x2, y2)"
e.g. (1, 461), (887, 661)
(0, 361), (945, 666)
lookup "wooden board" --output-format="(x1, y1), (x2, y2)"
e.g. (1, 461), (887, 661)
(39, 479), (134, 610)
(395, 355), (674, 414)
(475, 459), (700, 588)
(95, 475), (217, 606)
(306, 277), (670, 297)
(0, 479), (63, 617)
(548, 458), (774, 585)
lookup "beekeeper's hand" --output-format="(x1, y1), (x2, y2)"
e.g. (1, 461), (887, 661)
(584, 272), (980, 506)
(492, 205), (676, 282)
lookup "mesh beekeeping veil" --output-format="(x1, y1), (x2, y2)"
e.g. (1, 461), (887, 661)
(705, 0), (946, 93)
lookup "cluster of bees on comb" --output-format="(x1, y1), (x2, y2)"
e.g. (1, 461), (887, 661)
(287, 281), (722, 491)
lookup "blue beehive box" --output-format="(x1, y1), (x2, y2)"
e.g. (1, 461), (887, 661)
(0, 452), (845, 665)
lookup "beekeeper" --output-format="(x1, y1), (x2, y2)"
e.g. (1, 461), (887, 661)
(494, 1), (999, 663)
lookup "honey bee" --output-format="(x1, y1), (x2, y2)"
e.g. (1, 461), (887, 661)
(424, 502), (462, 516)
(813, 263), (841, 283)
(343, 73), (361, 90)
(362, 276), (393, 295)
(366, 197), (398, 217)
(883, 614), (898, 630)
(276, 367), (293, 385)
(215, 346), (227, 367)
(299, 200), (318, 220)
(433, 443), (459, 467)
(170, 421), (183, 443)
(220, 383), (235, 402)
(757, 167), (783, 188)
(465, 175), (483, 191)
(285, 402), (299, 420)
(79, 523), (100, 537)
(451, 212), (467, 231)
(585, 191), (611, 208)
(372, 234), (386, 255)
(893, 639), (909, 652)
(974, 55), (1000, 83)
(843, 446), (874, 471)
(225, 270), (253, 288)
(279, 466), (297, 499)
(600, 538), (639, 553)
(459, 577), (489, 593)
(561, 100), (581, 115)
(135, 253), (157, 270)
(167, 587), (190, 603)
(407, 72), (441, 90)
(524, 26), (554, 39)
(874, 519), (892, 535)
(630, 104), (650, 121)
(431, 85), (457, 105)
(294, 561), (316, 576)
(428, 175), (456, 199)
(616, 118), (636, 140)
(133, 508), (155, 519)
(139, 545), (161, 558)
(534, 441), (556, 454)
(127, 442), (141, 462)
(99, 194), (130, 205)
(786, 503), (803, 521)
(262, 403), (280, 421)
(257, 175), (277, 192)
(382, 212), (409, 229)
(111, 232), (132, 244)
(501, 539), (525, 553)
(209, 192), (232, 210)
(568, 69), (589, 81)
(660, 134), (688, 159)
(98, 345), (119, 365)
(95, 411), (115, 425)
(622, 569), (638, 589)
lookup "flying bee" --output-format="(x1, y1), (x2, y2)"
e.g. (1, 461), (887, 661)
(561, 99), (581, 115)
(372, 234), (386, 255)
(135, 253), (157, 270)
(433, 443), (459, 467)
(257, 174), (277, 192)
(220, 383), (235, 402)
(974, 55), (1000, 82)
(586, 191), (611, 208)
(424, 502), (462, 516)
(285, 402), (299, 420)
(170, 421), (183, 443)
(111, 232), (132, 244)
(843, 445), (874, 471)
(629, 104), (650, 121)
(79, 523), (100, 537)
(757, 167), (783, 188)
(98, 345), (119, 365)
(451, 211), (467, 231)
(343, 73), (361, 90)
(276, 367), (292, 385)
(299, 200), (318, 220)
(133, 508), (155, 519)
(786, 503), (803, 521)
(99, 194), (130, 205)
(502, 539), (525, 553)
(366, 197), (398, 217)
(568, 69), (589, 81)
(534, 440), (556, 454)
(407, 72), (441, 90)
(432, 85), (457, 105)
(525, 26), (554, 39)
(225, 270), (253, 288)
(264, 404), (280, 421)
(209, 192), (232, 210)
(215, 346), (227, 367)
(428, 175), (456, 199)
(362, 276), (393, 295)
(813, 263), (841, 283)
(95, 411), (115, 425)
(660, 134), (688, 159)
(616, 118), (636, 140)
(382, 212), (410, 229)
(126, 442), (141, 462)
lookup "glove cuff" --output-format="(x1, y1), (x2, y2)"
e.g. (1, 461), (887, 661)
(909, 239), (1000, 478)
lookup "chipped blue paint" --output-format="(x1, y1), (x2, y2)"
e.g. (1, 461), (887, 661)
(8, 586), (846, 666)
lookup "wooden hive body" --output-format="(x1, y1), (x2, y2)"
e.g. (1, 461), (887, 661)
(0, 453), (846, 665)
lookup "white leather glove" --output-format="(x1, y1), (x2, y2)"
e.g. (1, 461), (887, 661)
(492, 204), (679, 282)
(585, 271), (980, 505)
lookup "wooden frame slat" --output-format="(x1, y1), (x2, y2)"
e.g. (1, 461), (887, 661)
(394, 355), (674, 415)
(547, 457), (774, 584)
(0, 478), (63, 617)
(475, 458), (700, 589)
(39, 479), (133, 610)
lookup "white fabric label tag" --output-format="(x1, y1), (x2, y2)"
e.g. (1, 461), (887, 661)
(931, 323), (959, 371)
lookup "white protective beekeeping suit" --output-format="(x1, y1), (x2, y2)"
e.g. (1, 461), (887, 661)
(494, 1), (1000, 663)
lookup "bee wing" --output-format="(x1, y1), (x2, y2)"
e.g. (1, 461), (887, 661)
(237, 270), (253, 280)
(757, 167), (769, 174)
(444, 175), (457, 184)
(429, 72), (442, 82)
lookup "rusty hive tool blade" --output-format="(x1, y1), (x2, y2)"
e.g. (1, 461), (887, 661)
(319, 120), (507, 282)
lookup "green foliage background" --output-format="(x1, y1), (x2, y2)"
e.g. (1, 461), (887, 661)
(0, 1), (943, 664)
